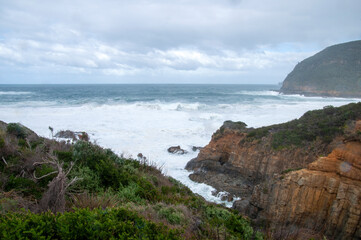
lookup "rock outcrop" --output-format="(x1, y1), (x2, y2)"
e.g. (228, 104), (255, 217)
(168, 146), (188, 154)
(280, 40), (361, 98)
(186, 103), (361, 239)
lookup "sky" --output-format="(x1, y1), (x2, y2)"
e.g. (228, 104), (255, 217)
(0, 0), (360, 84)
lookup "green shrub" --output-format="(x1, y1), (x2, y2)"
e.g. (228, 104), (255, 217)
(0, 208), (181, 239)
(6, 123), (27, 139)
(55, 151), (73, 162)
(247, 127), (270, 139)
(157, 206), (183, 225)
(0, 137), (5, 148)
(4, 176), (42, 199)
(203, 206), (257, 240)
(117, 182), (145, 204)
(135, 177), (159, 202)
(0, 198), (18, 214)
(34, 164), (57, 188)
(225, 214), (254, 240)
(268, 102), (361, 149)
(205, 205), (232, 226)
(68, 166), (102, 193)
(18, 139), (27, 148)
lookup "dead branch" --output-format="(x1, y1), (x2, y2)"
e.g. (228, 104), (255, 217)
(26, 139), (31, 149)
(37, 153), (79, 213)
(33, 159), (58, 167)
(2, 157), (8, 165)
(65, 162), (75, 177)
(65, 176), (82, 190)
(33, 170), (58, 180)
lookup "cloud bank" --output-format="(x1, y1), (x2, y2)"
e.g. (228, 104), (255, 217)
(0, 0), (360, 83)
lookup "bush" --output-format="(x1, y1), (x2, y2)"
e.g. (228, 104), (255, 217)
(6, 123), (27, 139)
(68, 166), (102, 193)
(55, 151), (73, 162)
(268, 102), (361, 149)
(34, 164), (57, 188)
(0, 208), (181, 239)
(4, 176), (42, 199)
(247, 127), (270, 139)
(117, 182), (145, 204)
(0, 137), (5, 148)
(156, 206), (183, 225)
(204, 206), (256, 240)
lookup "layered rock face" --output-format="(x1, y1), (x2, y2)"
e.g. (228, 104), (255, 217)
(186, 109), (361, 239)
(240, 134), (361, 239)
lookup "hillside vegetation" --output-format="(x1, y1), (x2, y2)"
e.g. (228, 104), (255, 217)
(245, 102), (361, 149)
(0, 121), (262, 239)
(280, 40), (361, 97)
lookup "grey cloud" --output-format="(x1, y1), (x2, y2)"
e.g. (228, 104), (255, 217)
(0, 0), (360, 83)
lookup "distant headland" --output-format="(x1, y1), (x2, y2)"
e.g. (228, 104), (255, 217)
(280, 40), (361, 98)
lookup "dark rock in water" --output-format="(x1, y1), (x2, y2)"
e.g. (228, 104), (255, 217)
(167, 146), (188, 154)
(212, 190), (234, 202)
(192, 146), (203, 152)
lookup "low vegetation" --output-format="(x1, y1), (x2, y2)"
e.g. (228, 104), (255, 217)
(246, 102), (361, 149)
(0, 121), (261, 239)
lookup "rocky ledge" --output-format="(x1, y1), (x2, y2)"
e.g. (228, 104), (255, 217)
(186, 103), (361, 239)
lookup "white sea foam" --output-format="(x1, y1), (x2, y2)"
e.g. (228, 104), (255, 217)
(236, 90), (280, 96)
(0, 96), (359, 207)
(0, 91), (33, 95)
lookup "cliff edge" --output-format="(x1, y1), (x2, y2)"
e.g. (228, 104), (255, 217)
(280, 40), (361, 98)
(186, 102), (361, 239)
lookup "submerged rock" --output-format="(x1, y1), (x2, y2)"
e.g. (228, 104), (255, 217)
(167, 146), (188, 154)
(192, 146), (203, 152)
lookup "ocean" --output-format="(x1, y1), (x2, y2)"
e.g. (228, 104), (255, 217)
(0, 84), (359, 206)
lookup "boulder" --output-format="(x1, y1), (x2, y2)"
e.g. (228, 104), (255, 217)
(167, 146), (188, 154)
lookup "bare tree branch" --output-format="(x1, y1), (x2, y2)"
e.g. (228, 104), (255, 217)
(2, 157), (8, 166)
(26, 139), (31, 149)
(33, 170), (58, 180)
(65, 176), (82, 190)
(33, 159), (58, 167)
(65, 162), (75, 177)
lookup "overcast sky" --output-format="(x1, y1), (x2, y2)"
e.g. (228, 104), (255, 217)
(0, 0), (360, 84)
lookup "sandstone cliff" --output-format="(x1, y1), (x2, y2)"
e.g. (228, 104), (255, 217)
(280, 40), (361, 98)
(186, 103), (361, 239)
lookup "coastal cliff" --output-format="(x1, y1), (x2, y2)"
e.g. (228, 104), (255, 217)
(280, 40), (361, 98)
(186, 102), (361, 239)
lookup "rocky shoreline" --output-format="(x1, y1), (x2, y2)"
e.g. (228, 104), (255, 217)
(186, 103), (361, 239)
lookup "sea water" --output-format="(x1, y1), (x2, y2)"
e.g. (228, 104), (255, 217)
(0, 84), (359, 207)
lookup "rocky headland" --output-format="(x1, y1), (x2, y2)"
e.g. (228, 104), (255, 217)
(186, 103), (361, 239)
(280, 40), (361, 98)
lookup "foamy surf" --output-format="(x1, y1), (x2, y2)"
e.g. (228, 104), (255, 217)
(0, 91), (33, 95)
(0, 84), (359, 207)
